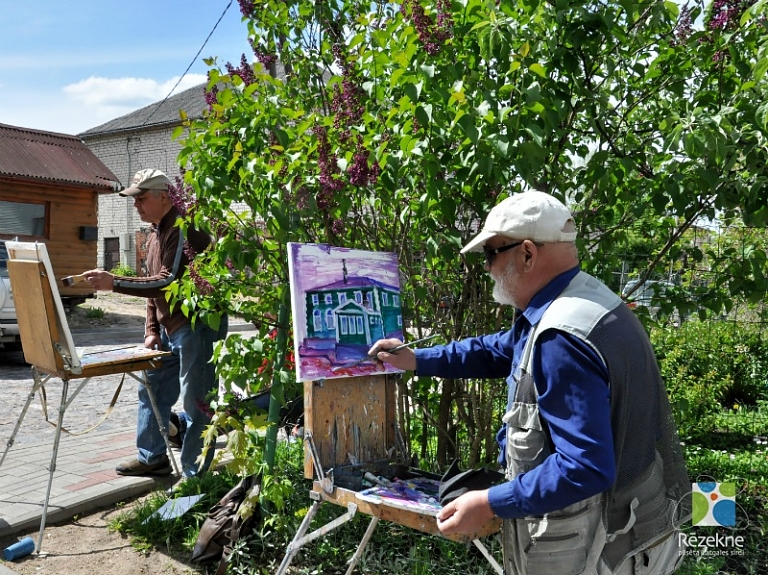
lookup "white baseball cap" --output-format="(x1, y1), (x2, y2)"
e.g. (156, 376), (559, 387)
(461, 191), (576, 253)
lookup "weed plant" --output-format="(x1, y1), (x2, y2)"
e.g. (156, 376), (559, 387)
(83, 306), (105, 320)
(110, 263), (137, 277)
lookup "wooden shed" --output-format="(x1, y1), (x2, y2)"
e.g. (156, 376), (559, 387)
(0, 123), (122, 301)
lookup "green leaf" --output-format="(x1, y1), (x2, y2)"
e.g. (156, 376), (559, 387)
(488, 134), (510, 156)
(415, 104), (433, 127)
(457, 114), (479, 143)
(420, 64), (436, 78)
(755, 58), (768, 83)
(404, 82), (423, 103)
(529, 63), (546, 78)
(757, 102), (768, 131)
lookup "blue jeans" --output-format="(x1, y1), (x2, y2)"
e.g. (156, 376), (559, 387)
(136, 317), (228, 477)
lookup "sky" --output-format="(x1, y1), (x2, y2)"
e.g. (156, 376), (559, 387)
(0, 0), (253, 135)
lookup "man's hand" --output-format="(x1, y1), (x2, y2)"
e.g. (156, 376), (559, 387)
(81, 269), (115, 291)
(144, 335), (162, 350)
(436, 489), (496, 536)
(367, 338), (417, 371)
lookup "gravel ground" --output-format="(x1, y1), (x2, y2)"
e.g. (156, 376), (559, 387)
(0, 292), (148, 446)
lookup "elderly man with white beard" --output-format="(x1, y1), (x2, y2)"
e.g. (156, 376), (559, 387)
(370, 191), (691, 575)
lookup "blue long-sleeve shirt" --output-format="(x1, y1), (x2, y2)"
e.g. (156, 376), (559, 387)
(416, 266), (616, 518)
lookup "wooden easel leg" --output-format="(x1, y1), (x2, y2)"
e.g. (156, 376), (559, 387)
(0, 369), (48, 471)
(472, 538), (503, 575)
(275, 499), (323, 575)
(344, 515), (379, 575)
(138, 370), (181, 476)
(36, 379), (70, 554)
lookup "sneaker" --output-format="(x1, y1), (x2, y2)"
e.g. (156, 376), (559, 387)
(168, 413), (182, 449)
(115, 455), (172, 477)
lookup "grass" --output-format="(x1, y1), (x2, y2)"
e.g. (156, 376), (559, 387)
(109, 471), (237, 557)
(111, 402), (768, 573)
(83, 306), (105, 319)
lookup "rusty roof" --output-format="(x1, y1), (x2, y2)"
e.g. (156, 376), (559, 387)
(0, 123), (122, 192)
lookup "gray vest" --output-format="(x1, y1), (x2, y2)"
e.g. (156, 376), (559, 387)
(502, 272), (690, 574)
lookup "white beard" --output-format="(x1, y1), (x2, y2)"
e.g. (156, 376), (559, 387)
(492, 264), (518, 307)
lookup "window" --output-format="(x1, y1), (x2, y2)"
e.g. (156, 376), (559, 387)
(397, 314), (402, 327)
(349, 317), (357, 334)
(325, 309), (335, 329)
(313, 309), (322, 331)
(382, 293), (389, 306)
(338, 293), (347, 304)
(324, 293), (333, 304)
(354, 291), (363, 304)
(356, 316), (364, 333)
(311, 294), (319, 305)
(0, 200), (47, 238)
(393, 294), (400, 307)
(340, 316), (348, 335)
(104, 237), (120, 271)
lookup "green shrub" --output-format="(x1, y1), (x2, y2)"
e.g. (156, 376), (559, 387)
(652, 320), (768, 440)
(83, 306), (105, 320)
(111, 263), (137, 277)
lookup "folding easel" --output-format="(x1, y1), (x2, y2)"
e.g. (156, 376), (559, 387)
(275, 374), (502, 575)
(0, 241), (177, 553)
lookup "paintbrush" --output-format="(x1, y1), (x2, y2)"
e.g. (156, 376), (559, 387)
(330, 334), (439, 372)
(61, 273), (88, 287)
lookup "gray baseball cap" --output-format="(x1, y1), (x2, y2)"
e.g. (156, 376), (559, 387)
(119, 169), (171, 197)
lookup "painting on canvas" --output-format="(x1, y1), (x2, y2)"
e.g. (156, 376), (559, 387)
(288, 242), (404, 382)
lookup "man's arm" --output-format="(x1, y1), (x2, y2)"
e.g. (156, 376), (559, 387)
(371, 331), (515, 379)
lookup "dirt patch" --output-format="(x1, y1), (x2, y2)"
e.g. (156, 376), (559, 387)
(0, 497), (203, 575)
(66, 292), (147, 331)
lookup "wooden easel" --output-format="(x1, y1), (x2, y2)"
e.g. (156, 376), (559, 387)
(275, 374), (502, 575)
(0, 241), (177, 554)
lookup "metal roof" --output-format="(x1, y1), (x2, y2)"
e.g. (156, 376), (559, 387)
(78, 83), (209, 137)
(0, 124), (122, 192)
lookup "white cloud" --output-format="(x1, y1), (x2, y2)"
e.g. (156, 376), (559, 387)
(0, 74), (210, 135)
(63, 74), (208, 107)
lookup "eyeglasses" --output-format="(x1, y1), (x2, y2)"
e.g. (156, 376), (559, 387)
(483, 241), (523, 267)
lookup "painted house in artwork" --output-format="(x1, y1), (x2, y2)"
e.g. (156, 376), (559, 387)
(303, 262), (402, 348)
(288, 242), (404, 381)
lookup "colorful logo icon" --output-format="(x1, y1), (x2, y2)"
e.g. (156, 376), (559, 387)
(692, 482), (736, 527)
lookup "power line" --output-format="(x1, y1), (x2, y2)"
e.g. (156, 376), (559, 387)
(140, 0), (234, 128)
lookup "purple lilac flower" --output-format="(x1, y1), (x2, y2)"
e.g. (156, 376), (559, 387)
(400, 0), (453, 55)
(225, 54), (256, 85)
(251, 39), (277, 68)
(166, 173), (195, 215)
(313, 125), (345, 205)
(237, 0), (255, 18)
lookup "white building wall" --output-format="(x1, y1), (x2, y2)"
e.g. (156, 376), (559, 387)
(84, 127), (184, 271)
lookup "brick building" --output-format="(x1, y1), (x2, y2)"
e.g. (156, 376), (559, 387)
(78, 83), (208, 272)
